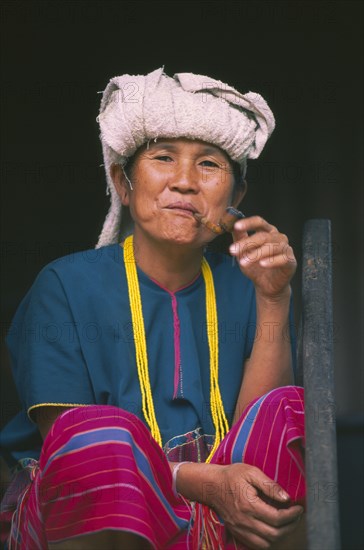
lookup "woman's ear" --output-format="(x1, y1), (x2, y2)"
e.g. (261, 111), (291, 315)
(232, 179), (248, 208)
(110, 164), (130, 206)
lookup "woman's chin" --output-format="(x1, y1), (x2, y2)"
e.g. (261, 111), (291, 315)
(134, 221), (211, 249)
(160, 233), (200, 247)
(154, 227), (204, 248)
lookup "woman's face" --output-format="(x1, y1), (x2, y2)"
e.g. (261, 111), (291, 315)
(112, 137), (245, 249)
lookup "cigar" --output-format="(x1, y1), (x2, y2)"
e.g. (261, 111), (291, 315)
(194, 207), (245, 235)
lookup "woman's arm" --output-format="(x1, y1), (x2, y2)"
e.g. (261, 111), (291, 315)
(229, 216), (297, 423)
(233, 289), (293, 423)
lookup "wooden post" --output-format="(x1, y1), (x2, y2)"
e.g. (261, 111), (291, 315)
(302, 219), (341, 549)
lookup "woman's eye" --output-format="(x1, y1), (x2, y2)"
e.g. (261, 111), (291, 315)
(155, 155), (173, 162)
(200, 160), (220, 168)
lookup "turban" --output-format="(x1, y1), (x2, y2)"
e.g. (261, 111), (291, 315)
(96, 67), (275, 248)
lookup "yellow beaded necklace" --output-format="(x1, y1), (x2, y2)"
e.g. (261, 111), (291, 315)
(123, 235), (229, 462)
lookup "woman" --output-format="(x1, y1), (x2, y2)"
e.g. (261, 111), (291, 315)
(0, 68), (305, 549)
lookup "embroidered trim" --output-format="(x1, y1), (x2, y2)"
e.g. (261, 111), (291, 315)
(164, 428), (215, 463)
(170, 293), (182, 399)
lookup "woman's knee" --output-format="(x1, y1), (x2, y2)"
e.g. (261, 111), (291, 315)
(239, 385), (305, 426)
(38, 405), (151, 467)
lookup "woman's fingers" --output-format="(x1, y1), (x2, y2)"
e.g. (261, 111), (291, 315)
(239, 230), (289, 247)
(230, 231), (290, 260)
(252, 500), (304, 527)
(229, 216), (297, 298)
(227, 512), (303, 549)
(230, 216), (294, 270)
(233, 215), (278, 235)
(232, 241), (293, 268)
(244, 468), (304, 524)
(243, 464), (290, 504)
(258, 251), (296, 267)
(208, 464), (305, 549)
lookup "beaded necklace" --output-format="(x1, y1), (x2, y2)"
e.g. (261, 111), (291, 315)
(123, 235), (229, 462)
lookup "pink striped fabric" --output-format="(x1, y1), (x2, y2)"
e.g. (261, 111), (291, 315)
(193, 386), (305, 548)
(1, 386), (305, 549)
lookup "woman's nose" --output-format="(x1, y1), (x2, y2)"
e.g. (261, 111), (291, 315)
(168, 163), (199, 193)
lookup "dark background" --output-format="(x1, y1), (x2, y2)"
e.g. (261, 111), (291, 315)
(1, 1), (363, 548)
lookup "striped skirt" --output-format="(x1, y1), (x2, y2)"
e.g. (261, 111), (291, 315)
(1, 386), (305, 549)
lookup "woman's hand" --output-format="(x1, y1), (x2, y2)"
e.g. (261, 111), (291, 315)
(175, 462), (304, 549)
(230, 216), (297, 301)
(203, 463), (304, 549)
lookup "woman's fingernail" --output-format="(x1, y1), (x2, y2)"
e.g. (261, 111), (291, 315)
(229, 244), (237, 254)
(234, 221), (245, 231)
(279, 490), (290, 501)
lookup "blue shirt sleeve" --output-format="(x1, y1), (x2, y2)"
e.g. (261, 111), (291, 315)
(6, 265), (96, 420)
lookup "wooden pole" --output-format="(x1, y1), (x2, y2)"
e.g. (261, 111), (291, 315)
(302, 219), (341, 549)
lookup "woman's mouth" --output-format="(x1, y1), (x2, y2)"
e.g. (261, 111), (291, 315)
(165, 202), (199, 216)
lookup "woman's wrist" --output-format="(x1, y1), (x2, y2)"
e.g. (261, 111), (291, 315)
(255, 285), (292, 308)
(171, 461), (225, 505)
(172, 461), (192, 497)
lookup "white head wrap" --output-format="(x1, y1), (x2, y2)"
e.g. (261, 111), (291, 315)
(96, 67), (275, 248)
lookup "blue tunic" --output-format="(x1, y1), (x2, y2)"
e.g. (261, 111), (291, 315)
(0, 243), (296, 466)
